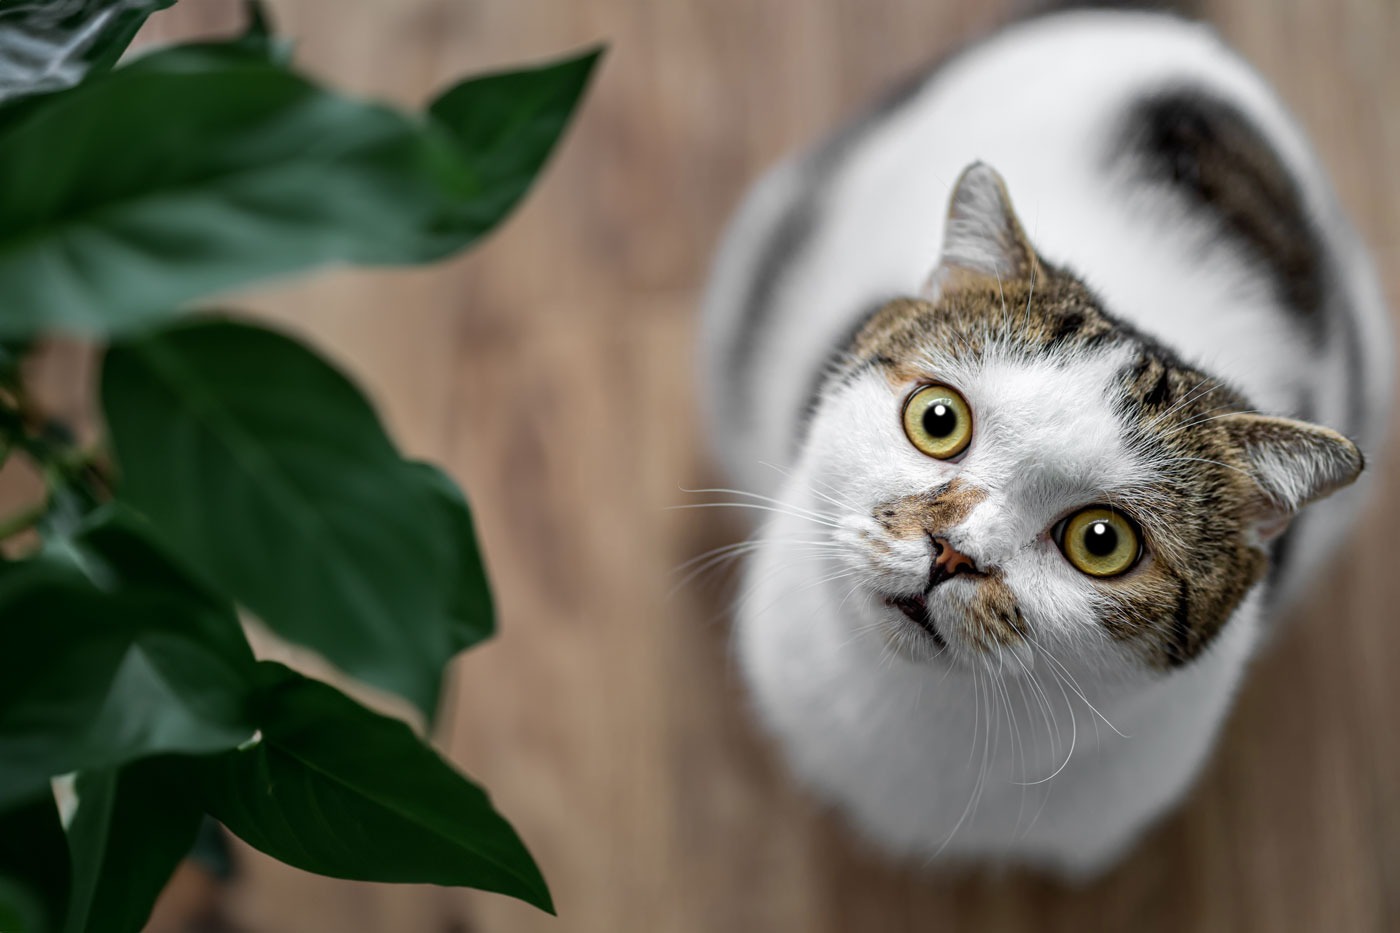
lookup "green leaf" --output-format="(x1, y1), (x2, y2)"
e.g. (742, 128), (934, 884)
(63, 759), (203, 933)
(0, 42), (599, 337)
(0, 0), (174, 103)
(243, 0), (273, 41)
(427, 46), (602, 237)
(201, 663), (552, 912)
(0, 52), (454, 336)
(0, 551), (255, 806)
(59, 504), (257, 677)
(103, 319), (465, 717)
(0, 790), (70, 933)
(408, 461), (494, 653)
(117, 0), (291, 72)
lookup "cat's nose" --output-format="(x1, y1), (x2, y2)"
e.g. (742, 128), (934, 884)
(928, 535), (979, 589)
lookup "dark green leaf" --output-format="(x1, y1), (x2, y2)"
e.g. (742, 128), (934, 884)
(0, 790), (69, 933)
(115, 1), (291, 72)
(103, 320), (464, 717)
(0, 52), (460, 336)
(243, 0), (273, 40)
(0, 41), (598, 337)
(408, 461), (494, 653)
(0, 553), (255, 806)
(201, 663), (552, 912)
(187, 817), (234, 880)
(63, 759), (203, 933)
(429, 46), (602, 235)
(54, 504), (257, 680)
(0, 0), (173, 103)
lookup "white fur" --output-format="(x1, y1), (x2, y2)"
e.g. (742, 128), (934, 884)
(700, 12), (1390, 875)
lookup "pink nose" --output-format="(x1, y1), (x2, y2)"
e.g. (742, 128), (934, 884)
(929, 536), (978, 587)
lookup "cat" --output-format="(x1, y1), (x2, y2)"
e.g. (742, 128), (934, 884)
(698, 8), (1391, 878)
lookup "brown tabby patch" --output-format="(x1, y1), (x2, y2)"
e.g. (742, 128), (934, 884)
(960, 573), (1025, 651)
(873, 478), (987, 541)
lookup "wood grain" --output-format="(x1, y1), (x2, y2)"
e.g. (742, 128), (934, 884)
(21, 0), (1400, 930)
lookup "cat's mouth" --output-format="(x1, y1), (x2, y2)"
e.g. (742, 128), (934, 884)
(885, 592), (948, 649)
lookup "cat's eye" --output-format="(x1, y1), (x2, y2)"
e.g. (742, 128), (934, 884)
(902, 384), (973, 459)
(1056, 507), (1142, 578)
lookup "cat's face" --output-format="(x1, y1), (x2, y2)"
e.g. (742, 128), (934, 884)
(799, 165), (1362, 673)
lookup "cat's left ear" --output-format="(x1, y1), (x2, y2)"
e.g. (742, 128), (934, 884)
(1218, 413), (1364, 541)
(922, 162), (1047, 300)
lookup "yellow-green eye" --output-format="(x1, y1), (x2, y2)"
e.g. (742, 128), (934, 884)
(902, 384), (973, 459)
(1058, 507), (1141, 577)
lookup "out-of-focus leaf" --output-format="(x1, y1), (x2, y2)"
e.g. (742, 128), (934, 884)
(0, 0), (173, 103)
(119, 0), (291, 72)
(246, 6), (293, 68)
(63, 759), (202, 933)
(408, 461), (494, 653)
(49, 504), (256, 682)
(0, 789), (69, 933)
(0, 42), (600, 337)
(0, 554), (255, 806)
(201, 663), (553, 912)
(187, 817), (233, 880)
(0, 52), (459, 336)
(243, 0), (272, 40)
(103, 320), (466, 718)
(429, 46), (601, 235)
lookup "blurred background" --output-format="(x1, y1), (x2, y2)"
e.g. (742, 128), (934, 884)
(12, 0), (1396, 930)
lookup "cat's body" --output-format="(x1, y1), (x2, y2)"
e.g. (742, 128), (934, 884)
(700, 11), (1389, 876)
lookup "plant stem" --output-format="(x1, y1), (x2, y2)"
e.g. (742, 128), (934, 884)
(0, 500), (46, 540)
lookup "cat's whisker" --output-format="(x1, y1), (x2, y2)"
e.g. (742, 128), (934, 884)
(1015, 643), (1062, 761)
(995, 270), (1011, 332)
(666, 545), (756, 600)
(934, 665), (996, 858)
(1023, 254), (1037, 332)
(1027, 633), (1129, 739)
(1158, 455), (1257, 481)
(1140, 377), (1220, 433)
(670, 538), (763, 575)
(1016, 652), (1079, 785)
(729, 552), (865, 629)
(1009, 664), (1039, 836)
(800, 567), (866, 593)
(757, 460), (862, 513)
(677, 485), (843, 525)
(668, 538), (842, 599)
(830, 603), (901, 651)
(665, 501), (843, 529)
(990, 648), (1031, 834)
(672, 536), (842, 576)
(835, 578), (872, 615)
(1161, 406), (1263, 438)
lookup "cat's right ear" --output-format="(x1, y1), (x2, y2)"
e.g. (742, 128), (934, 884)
(1217, 413), (1365, 541)
(921, 162), (1047, 301)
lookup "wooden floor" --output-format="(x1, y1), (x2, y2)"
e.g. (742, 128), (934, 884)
(107, 0), (1400, 930)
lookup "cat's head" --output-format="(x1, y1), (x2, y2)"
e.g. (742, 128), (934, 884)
(807, 162), (1362, 672)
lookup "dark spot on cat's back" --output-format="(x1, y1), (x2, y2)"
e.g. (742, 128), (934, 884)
(1113, 88), (1373, 448)
(1111, 86), (1327, 335)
